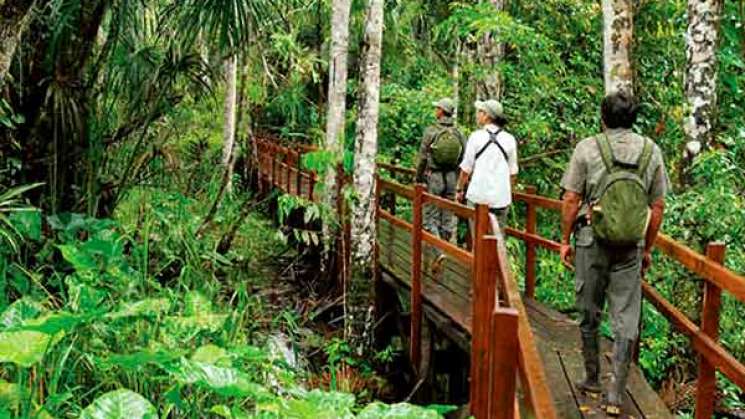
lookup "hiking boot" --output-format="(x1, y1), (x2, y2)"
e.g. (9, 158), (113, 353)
(605, 339), (633, 416)
(575, 334), (602, 394)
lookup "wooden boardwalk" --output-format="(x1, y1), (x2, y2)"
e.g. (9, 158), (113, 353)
(378, 217), (672, 419)
(255, 137), (745, 419)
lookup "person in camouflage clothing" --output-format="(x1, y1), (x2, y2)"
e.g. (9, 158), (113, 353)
(416, 98), (466, 242)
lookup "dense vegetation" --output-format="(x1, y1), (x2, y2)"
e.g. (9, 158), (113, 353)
(0, 0), (743, 417)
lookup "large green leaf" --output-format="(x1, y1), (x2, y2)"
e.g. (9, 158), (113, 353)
(170, 358), (271, 399)
(80, 389), (158, 419)
(0, 330), (63, 367)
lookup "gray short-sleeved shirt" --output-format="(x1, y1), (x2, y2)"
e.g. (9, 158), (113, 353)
(561, 128), (669, 217)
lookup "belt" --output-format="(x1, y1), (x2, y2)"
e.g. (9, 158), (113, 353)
(489, 207), (508, 215)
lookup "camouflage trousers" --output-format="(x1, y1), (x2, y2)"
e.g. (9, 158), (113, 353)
(424, 170), (458, 242)
(574, 225), (643, 341)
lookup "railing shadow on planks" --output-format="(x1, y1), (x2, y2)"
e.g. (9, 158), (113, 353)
(254, 137), (745, 419)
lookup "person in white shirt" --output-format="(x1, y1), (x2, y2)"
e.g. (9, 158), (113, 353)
(455, 99), (519, 237)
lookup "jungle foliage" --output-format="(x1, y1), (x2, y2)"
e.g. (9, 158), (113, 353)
(0, 0), (743, 417)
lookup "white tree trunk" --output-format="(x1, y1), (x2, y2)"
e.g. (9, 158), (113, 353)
(322, 0), (352, 246)
(683, 0), (722, 161)
(222, 55), (238, 191)
(348, 0), (384, 354)
(0, 0), (36, 87)
(324, 0), (352, 204)
(602, 0), (634, 95)
(475, 0), (505, 100)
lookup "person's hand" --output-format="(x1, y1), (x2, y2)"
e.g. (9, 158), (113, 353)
(455, 191), (465, 203)
(560, 243), (574, 271)
(642, 250), (652, 275)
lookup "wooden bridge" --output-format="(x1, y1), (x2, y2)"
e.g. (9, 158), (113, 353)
(255, 138), (745, 419)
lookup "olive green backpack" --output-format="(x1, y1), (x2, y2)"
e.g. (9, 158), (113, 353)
(430, 127), (464, 171)
(591, 135), (653, 246)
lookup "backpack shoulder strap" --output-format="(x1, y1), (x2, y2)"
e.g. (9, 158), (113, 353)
(636, 139), (653, 177)
(475, 128), (506, 162)
(595, 134), (615, 173)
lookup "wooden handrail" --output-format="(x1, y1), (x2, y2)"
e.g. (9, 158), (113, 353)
(378, 178), (415, 200)
(422, 191), (475, 220)
(378, 161), (417, 177)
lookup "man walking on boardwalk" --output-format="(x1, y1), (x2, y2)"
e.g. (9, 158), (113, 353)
(559, 92), (668, 416)
(455, 99), (518, 238)
(416, 98), (466, 242)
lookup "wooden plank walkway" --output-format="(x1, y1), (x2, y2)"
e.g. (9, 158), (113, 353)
(378, 218), (673, 419)
(255, 138), (745, 418)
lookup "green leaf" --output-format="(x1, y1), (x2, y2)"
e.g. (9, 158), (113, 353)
(103, 350), (184, 371)
(0, 380), (22, 411)
(0, 330), (63, 367)
(107, 298), (171, 320)
(192, 344), (232, 367)
(356, 402), (443, 419)
(276, 390), (356, 419)
(170, 358), (271, 399)
(80, 389), (158, 419)
(184, 291), (212, 316)
(0, 298), (44, 329)
(9, 210), (41, 241)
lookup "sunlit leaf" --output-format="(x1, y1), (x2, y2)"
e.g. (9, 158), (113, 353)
(0, 330), (64, 367)
(192, 344), (232, 367)
(80, 389), (158, 419)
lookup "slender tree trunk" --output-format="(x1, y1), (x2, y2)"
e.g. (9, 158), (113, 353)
(0, 0), (36, 87)
(222, 55), (238, 192)
(348, 0), (384, 354)
(475, 0), (505, 100)
(322, 0), (352, 252)
(453, 40), (461, 122)
(602, 0), (634, 95)
(682, 0), (723, 176)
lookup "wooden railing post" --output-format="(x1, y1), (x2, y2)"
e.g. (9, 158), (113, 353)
(489, 306), (520, 419)
(295, 151), (302, 196)
(271, 153), (276, 188)
(695, 242), (726, 419)
(470, 204), (497, 418)
(524, 186), (538, 299)
(410, 183), (424, 374)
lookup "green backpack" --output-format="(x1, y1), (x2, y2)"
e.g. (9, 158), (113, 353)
(591, 135), (653, 246)
(430, 127), (463, 170)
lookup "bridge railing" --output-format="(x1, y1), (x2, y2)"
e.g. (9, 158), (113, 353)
(375, 176), (558, 419)
(508, 188), (745, 419)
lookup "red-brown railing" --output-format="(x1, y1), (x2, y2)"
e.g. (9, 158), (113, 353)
(506, 189), (745, 419)
(375, 176), (558, 419)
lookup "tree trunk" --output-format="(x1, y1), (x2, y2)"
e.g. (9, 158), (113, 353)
(0, 0), (36, 87)
(222, 54), (238, 192)
(682, 0), (723, 173)
(322, 0), (352, 254)
(475, 0), (505, 100)
(348, 0), (384, 355)
(602, 0), (634, 95)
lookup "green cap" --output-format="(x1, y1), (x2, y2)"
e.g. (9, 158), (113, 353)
(432, 98), (455, 115)
(474, 99), (505, 120)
